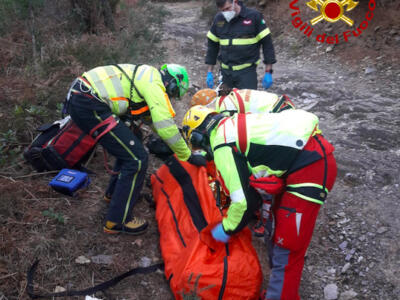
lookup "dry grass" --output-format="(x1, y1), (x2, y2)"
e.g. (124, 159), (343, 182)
(0, 0), (168, 168)
(0, 149), (170, 299)
(0, 156), (270, 299)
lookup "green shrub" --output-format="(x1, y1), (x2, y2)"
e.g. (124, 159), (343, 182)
(0, 0), (168, 161)
(117, 0), (169, 64)
(0, 0), (45, 35)
(42, 208), (65, 224)
(37, 0), (168, 71)
(0, 129), (19, 167)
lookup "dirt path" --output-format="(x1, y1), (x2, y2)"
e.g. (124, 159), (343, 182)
(160, 1), (400, 299)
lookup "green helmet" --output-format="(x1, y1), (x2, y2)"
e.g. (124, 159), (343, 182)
(161, 64), (189, 99)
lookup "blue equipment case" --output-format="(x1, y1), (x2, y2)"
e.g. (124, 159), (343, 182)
(49, 169), (90, 196)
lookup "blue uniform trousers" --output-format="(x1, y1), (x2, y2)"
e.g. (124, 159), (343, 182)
(221, 65), (258, 89)
(68, 92), (148, 224)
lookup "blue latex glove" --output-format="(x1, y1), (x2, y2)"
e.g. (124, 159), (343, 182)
(211, 223), (230, 243)
(206, 71), (214, 88)
(262, 72), (273, 89)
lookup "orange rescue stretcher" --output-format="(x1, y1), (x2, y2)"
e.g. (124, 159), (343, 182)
(151, 157), (262, 299)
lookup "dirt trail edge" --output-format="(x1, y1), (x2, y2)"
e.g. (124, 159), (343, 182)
(160, 1), (400, 299)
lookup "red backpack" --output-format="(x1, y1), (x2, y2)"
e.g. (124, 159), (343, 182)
(24, 116), (116, 172)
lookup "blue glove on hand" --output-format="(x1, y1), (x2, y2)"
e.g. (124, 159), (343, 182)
(211, 223), (230, 243)
(206, 71), (214, 88)
(262, 72), (273, 89)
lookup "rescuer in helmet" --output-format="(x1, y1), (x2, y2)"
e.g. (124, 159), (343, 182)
(182, 105), (337, 300)
(191, 88), (295, 115)
(65, 63), (206, 235)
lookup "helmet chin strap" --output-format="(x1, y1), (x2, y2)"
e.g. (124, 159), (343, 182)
(205, 113), (224, 135)
(161, 71), (179, 98)
(160, 68), (167, 80)
(191, 113), (224, 155)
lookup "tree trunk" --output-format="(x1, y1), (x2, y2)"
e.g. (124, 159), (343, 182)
(70, 0), (117, 33)
(102, 0), (116, 32)
(109, 0), (120, 14)
(28, 0), (39, 72)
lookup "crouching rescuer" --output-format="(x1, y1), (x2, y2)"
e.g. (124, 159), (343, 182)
(65, 63), (206, 235)
(181, 105), (337, 299)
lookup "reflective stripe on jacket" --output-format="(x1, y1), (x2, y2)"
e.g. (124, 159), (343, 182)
(83, 64), (191, 161)
(215, 89), (295, 115)
(210, 110), (319, 233)
(83, 64), (136, 115)
(205, 2), (276, 69)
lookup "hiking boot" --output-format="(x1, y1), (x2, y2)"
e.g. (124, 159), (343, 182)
(103, 217), (148, 235)
(252, 220), (265, 237)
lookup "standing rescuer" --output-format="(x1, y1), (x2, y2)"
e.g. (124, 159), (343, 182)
(205, 0), (276, 90)
(65, 63), (206, 235)
(181, 105), (337, 299)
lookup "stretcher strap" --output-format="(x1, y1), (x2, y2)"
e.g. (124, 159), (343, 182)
(218, 95), (227, 111)
(89, 115), (118, 143)
(237, 113), (247, 154)
(27, 259), (164, 299)
(231, 88), (245, 113)
(165, 156), (208, 232)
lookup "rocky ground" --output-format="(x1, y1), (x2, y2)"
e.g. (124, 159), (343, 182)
(143, 1), (400, 299)
(1, 1), (399, 299)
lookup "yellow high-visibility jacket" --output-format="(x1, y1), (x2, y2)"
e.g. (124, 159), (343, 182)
(210, 110), (320, 233)
(215, 89), (295, 115)
(83, 64), (191, 161)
